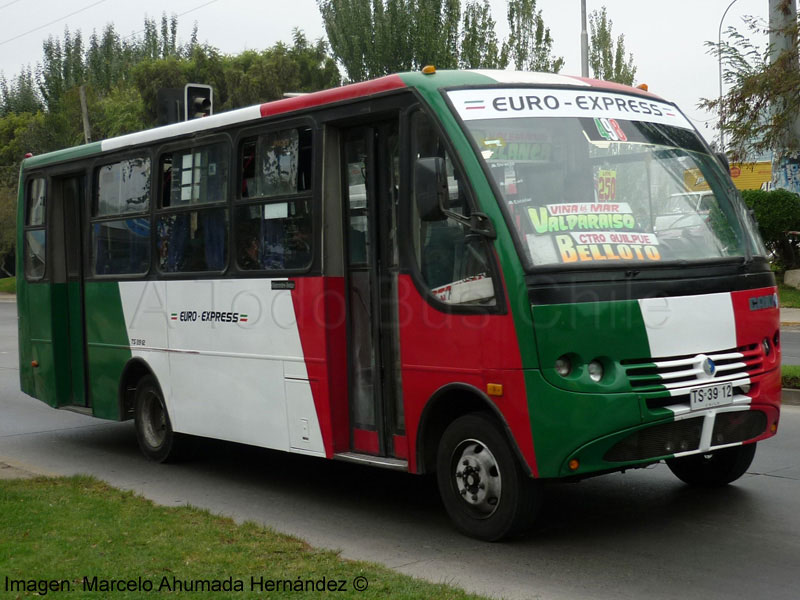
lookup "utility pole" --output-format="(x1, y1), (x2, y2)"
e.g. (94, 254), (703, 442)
(79, 86), (91, 144)
(581, 0), (589, 77)
(769, 0), (800, 194)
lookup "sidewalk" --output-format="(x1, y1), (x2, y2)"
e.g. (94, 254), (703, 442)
(0, 292), (15, 303)
(781, 307), (800, 327)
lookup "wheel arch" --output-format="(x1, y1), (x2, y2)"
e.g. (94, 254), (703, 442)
(415, 382), (532, 476)
(117, 358), (159, 421)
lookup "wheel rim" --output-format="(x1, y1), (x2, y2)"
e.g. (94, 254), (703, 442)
(451, 438), (502, 518)
(141, 391), (167, 450)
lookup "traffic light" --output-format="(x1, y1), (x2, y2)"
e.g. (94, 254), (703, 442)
(185, 84), (213, 120)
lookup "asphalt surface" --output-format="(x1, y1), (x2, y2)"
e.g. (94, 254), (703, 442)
(2, 299), (800, 600)
(779, 328), (800, 365)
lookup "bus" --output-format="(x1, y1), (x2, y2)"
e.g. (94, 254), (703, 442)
(16, 69), (781, 541)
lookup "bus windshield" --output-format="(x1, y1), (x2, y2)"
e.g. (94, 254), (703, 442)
(448, 87), (763, 270)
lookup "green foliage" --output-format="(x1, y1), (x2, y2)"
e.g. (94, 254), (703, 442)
(318, 0), (563, 82)
(588, 6), (636, 85)
(781, 365), (800, 388)
(701, 15), (800, 162)
(460, 1), (505, 69)
(505, 0), (563, 73)
(0, 67), (42, 115)
(741, 188), (800, 268)
(0, 277), (15, 293)
(777, 276), (800, 308)
(0, 185), (15, 264)
(0, 476), (487, 599)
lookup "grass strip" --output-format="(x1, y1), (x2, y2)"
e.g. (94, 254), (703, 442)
(782, 365), (800, 389)
(778, 281), (800, 309)
(0, 475), (483, 599)
(0, 277), (14, 294)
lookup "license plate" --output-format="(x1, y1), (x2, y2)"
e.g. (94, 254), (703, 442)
(689, 382), (734, 410)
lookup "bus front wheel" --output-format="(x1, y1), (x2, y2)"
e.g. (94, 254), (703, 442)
(436, 413), (541, 541)
(134, 375), (182, 463)
(666, 443), (756, 486)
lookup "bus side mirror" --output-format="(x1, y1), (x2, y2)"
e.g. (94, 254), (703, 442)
(414, 157), (448, 221)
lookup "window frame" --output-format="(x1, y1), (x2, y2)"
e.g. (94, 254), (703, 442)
(155, 134), (233, 276)
(22, 175), (48, 282)
(89, 154), (153, 278)
(233, 118), (317, 275)
(401, 105), (506, 315)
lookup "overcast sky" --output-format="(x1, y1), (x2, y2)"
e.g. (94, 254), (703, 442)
(0, 0), (775, 144)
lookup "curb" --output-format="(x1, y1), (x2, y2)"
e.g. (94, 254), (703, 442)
(781, 388), (800, 406)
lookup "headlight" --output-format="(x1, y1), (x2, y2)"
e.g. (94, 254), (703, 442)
(588, 360), (604, 382)
(555, 356), (572, 377)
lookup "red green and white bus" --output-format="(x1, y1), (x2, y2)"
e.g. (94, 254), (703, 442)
(16, 69), (781, 540)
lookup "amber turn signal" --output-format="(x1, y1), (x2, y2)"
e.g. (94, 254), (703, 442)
(568, 459), (580, 471)
(31, 360), (39, 368)
(487, 383), (503, 397)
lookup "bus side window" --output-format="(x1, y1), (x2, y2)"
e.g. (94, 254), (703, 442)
(234, 127), (313, 272)
(24, 177), (47, 280)
(157, 143), (229, 273)
(410, 112), (495, 306)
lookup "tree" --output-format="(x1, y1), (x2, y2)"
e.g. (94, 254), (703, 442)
(702, 14), (800, 163)
(505, 0), (563, 73)
(588, 6), (636, 85)
(319, 0), (560, 81)
(460, 0), (505, 69)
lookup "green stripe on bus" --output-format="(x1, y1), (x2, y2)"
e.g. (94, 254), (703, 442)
(22, 141), (104, 170)
(84, 281), (132, 420)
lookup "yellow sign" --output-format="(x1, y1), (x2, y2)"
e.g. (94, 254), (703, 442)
(683, 162), (772, 192)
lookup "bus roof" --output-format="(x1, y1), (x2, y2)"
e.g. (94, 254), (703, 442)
(21, 69), (661, 170)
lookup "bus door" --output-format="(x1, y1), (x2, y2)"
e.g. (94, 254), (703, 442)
(341, 121), (405, 459)
(49, 173), (89, 408)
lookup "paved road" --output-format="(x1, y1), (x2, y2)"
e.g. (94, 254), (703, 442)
(2, 300), (800, 600)
(779, 328), (800, 365)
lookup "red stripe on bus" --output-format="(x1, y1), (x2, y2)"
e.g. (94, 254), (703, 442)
(731, 286), (781, 409)
(260, 75), (407, 118)
(352, 428), (380, 454)
(566, 75), (661, 99)
(291, 277), (349, 457)
(396, 274), (538, 476)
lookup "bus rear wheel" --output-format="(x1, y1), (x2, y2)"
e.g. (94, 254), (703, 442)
(134, 375), (183, 463)
(666, 443), (756, 486)
(436, 413), (541, 541)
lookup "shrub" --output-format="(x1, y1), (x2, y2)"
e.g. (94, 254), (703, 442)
(741, 188), (800, 269)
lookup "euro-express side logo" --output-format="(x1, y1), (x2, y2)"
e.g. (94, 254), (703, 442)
(169, 311), (247, 323)
(749, 294), (778, 311)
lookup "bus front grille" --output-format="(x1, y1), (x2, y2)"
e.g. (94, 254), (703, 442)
(711, 411), (767, 446)
(603, 417), (704, 462)
(622, 344), (762, 393)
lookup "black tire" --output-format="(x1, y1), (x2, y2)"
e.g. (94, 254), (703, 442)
(666, 443), (757, 487)
(134, 375), (184, 463)
(436, 412), (541, 541)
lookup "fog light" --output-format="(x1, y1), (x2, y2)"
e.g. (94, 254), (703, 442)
(739, 383), (751, 394)
(774, 330), (780, 348)
(588, 360), (604, 382)
(555, 356), (572, 377)
(762, 338), (771, 356)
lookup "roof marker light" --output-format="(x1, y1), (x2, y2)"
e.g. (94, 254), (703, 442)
(636, 83), (649, 91)
(422, 65), (436, 75)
